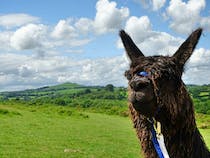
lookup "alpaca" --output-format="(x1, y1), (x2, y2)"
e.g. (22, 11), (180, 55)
(120, 28), (210, 158)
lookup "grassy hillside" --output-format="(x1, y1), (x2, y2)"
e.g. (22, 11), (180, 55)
(0, 83), (209, 157)
(0, 104), (140, 158)
(0, 83), (128, 116)
(0, 83), (210, 115)
(187, 84), (210, 114)
(0, 104), (209, 158)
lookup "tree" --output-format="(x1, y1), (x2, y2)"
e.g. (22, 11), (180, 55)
(105, 84), (114, 92)
(84, 89), (91, 94)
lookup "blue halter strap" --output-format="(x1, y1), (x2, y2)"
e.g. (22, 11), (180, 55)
(149, 119), (165, 158)
(138, 71), (166, 158)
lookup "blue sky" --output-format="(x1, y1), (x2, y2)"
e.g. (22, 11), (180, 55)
(0, 0), (210, 91)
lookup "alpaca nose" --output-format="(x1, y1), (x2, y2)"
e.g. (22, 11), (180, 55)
(130, 77), (150, 91)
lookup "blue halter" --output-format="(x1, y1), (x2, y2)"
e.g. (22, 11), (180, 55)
(138, 71), (166, 158)
(137, 71), (149, 77)
(148, 118), (165, 158)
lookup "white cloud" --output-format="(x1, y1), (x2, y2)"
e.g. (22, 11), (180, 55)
(184, 48), (210, 85)
(166, 47), (210, 85)
(140, 32), (183, 56)
(0, 0), (210, 91)
(51, 20), (77, 39)
(121, 16), (182, 56)
(0, 13), (39, 28)
(52, 0), (130, 36)
(200, 17), (210, 32)
(69, 38), (92, 47)
(0, 31), (13, 50)
(183, 66), (210, 85)
(0, 53), (28, 75)
(94, 0), (129, 34)
(0, 0), (130, 54)
(125, 16), (153, 43)
(18, 64), (37, 77)
(5, 19), (91, 54)
(0, 53), (130, 91)
(135, 0), (210, 34)
(56, 55), (129, 86)
(152, 0), (166, 11)
(166, 0), (205, 34)
(50, 19), (92, 48)
(75, 18), (94, 34)
(134, 0), (166, 11)
(121, 15), (210, 85)
(133, 0), (151, 9)
(1, 47), (209, 92)
(189, 48), (210, 66)
(10, 24), (47, 50)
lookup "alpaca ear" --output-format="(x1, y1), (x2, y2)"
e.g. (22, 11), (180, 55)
(119, 30), (144, 62)
(172, 28), (202, 68)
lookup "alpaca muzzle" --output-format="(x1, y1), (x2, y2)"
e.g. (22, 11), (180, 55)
(129, 75), (150, 91)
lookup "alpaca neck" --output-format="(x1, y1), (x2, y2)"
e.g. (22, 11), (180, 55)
(157, 91), (210, 158)
(161, 124), (210, 158)
(129, 85), (210, 158)
(149, 83), (210, 157)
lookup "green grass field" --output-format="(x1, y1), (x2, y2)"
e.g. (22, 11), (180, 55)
(0, 104), (140, 158)
(0, 104), (209, 158)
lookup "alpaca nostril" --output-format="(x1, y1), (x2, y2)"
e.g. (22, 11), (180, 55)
(130, 81), (149, 91)
(137, 82), (149, 89)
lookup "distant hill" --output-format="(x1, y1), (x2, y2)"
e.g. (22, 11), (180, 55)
(0, 83), (209, 115)
(0, 83), (128, 116)
(0, 82), (115, 100)
(187, 84), (210, 114)
(187, 84), (210, 99)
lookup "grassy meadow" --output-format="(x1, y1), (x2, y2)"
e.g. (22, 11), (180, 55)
(0, 103), (209, 158)
(0, 104), (141, 158)
(0, 83), (210, 157)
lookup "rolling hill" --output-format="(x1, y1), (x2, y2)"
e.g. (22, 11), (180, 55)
(0, 83), (210, 115)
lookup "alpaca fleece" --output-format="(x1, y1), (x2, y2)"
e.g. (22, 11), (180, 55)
(120, 28), (210, 158)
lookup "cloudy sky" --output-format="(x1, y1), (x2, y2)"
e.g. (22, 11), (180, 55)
(0, 0), (210, 91)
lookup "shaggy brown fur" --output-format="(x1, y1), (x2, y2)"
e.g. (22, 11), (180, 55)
(120, 28), (210, 158)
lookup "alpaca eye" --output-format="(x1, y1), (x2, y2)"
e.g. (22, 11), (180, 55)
(137, 71), (149, 77)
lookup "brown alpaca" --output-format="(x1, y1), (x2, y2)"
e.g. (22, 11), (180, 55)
(120, 28), (210, 158)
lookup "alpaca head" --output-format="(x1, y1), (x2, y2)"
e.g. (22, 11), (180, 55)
(120, 28), (202, 118)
